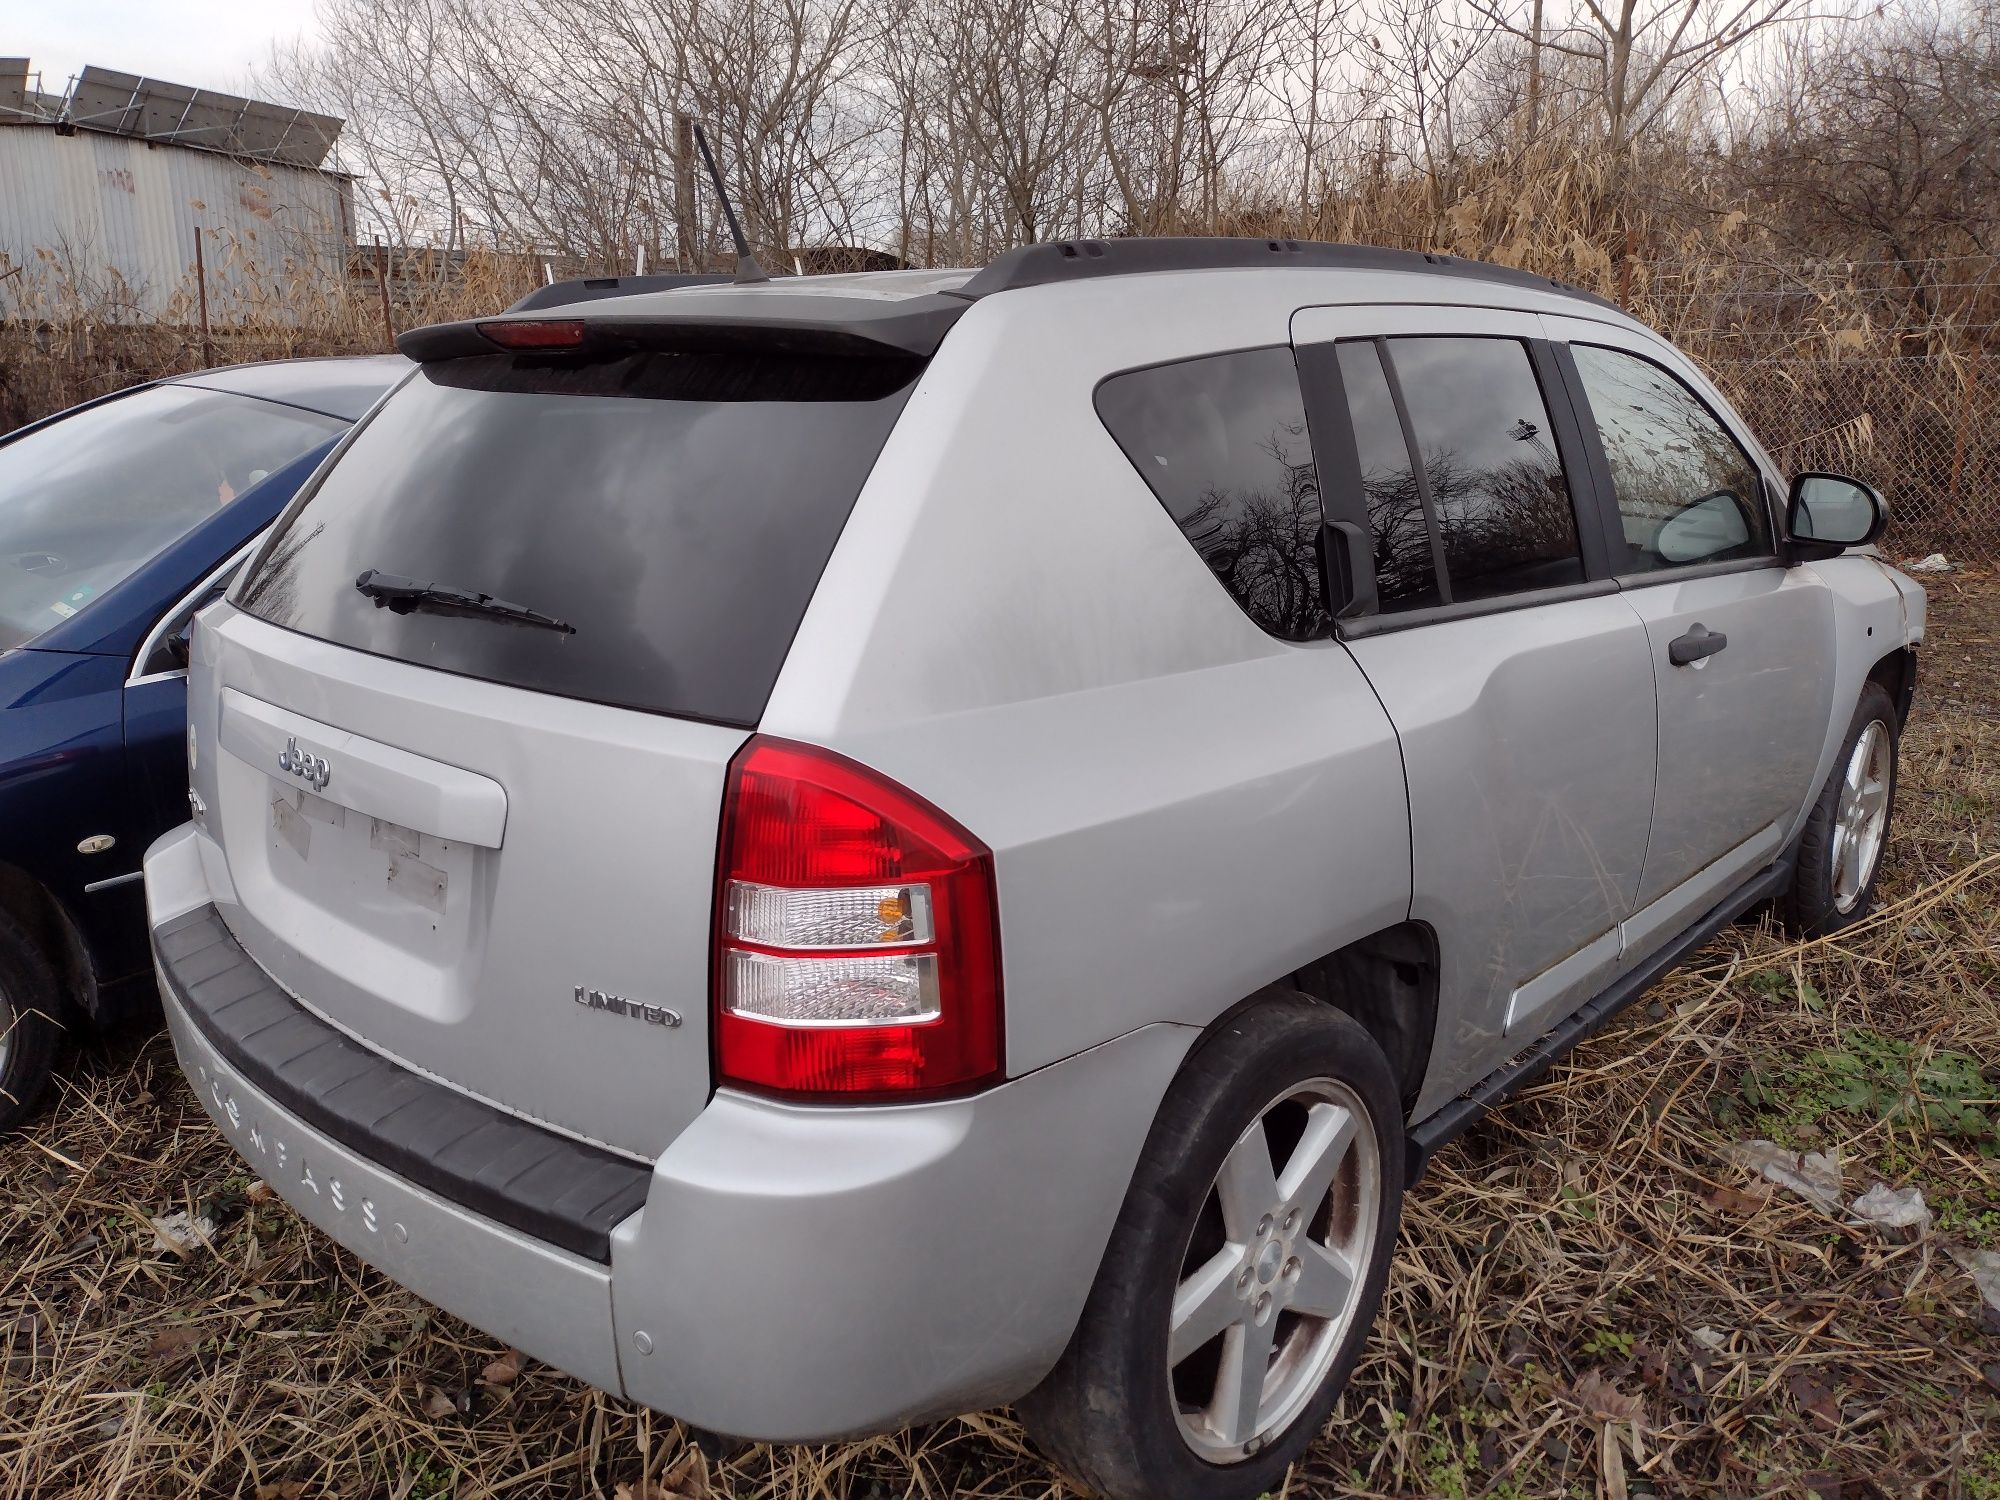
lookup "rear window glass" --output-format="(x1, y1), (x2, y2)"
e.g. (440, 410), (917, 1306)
(1096, 347), (1328, 641)
(235, 350), (920, 727)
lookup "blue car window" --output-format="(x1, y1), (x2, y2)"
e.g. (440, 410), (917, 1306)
(0, 385), (344, 648)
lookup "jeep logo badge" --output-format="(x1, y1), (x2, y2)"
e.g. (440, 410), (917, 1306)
(277, 735), (332, 792)
(574, 985), (682, 1029)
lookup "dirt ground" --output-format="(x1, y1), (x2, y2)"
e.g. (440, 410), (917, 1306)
(3, 573), (1996, 1500)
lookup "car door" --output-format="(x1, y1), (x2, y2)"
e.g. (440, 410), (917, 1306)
(1293, 305), (1659, 1112)
(1545, 318), (1836, 954)
(125, 538), (262, 841)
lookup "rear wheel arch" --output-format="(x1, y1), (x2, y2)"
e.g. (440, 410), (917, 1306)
(1193, 923), (1440, 1117)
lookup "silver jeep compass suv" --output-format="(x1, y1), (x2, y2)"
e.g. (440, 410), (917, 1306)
(145, 239), (1922, 1499)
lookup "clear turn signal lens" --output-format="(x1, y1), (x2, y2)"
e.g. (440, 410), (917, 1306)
(726, 880), (934, 948)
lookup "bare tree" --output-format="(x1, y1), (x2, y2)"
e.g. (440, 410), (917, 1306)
(1754, 1), (2000, 278)
(1466, 0), (1823, 155)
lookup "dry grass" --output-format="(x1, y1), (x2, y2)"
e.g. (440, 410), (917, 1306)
(0, 237), (537, 434)
(2, 577), (1997, 1500)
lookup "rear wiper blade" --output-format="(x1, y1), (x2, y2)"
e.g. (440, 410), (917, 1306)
(353, 569), (575, 634)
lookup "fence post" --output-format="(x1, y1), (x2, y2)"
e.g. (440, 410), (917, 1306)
(193, 226), (213, 367)
(375, 242), (395, 350)
(1948, 346), (1980, 514)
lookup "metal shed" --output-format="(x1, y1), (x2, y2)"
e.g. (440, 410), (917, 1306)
(0, 60), (354, 322)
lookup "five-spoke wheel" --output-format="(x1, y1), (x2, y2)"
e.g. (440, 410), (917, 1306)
(1019, 995), (1403, 1500)
(1831, 718), (1892, 914)
(1169, 1079), (1379, 1461)
(1784, 681), (1900, 937)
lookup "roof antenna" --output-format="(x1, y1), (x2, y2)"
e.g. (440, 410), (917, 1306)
(689, 120), (769, 285)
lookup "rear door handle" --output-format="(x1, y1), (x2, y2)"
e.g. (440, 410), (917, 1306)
(1322, 518), (1379, 618)
(1668, 623), (1728, 667)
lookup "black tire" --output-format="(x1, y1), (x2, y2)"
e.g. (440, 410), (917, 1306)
(1782, 681), (1900, 939)
(1018, 995), (1403, 1500)
(0, 909), (63, 1132)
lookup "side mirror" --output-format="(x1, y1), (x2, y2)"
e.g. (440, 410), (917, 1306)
(1789, 472), (1886, 553)
(164, 621), (194, 671)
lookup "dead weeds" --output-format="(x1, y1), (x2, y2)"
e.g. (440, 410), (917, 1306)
(2, 576), (1997, 1499)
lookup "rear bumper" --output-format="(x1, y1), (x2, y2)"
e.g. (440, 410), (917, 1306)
(162, 980), (631, 1393)
(146, 822), (1195, 1440)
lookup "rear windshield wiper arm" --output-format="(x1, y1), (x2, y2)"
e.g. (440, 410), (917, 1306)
(354, 569), (575, 634)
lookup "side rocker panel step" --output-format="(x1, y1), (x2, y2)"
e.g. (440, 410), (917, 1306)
(1404, 858), (1793, 1185)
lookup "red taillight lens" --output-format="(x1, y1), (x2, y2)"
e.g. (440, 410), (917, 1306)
(476, 318), (587, 350)
(713, 736), (1003, 1101)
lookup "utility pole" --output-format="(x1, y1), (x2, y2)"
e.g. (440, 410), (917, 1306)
(674, 112), (699, 271)
(1526, 0), (1544, 141)
(193, 226), (214, 366)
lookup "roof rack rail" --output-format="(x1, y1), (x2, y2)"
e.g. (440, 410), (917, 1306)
(509, 272), (732, 313)
(950, 236), (1618, 310)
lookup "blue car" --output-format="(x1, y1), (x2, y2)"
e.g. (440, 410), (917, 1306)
(0, 355), (408, 1126)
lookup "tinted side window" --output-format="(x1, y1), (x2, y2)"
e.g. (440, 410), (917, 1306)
(1383, 337), (1585, 602)
(1334, 341), (1440, 613)
(1570, 343), (1771, 573)
(1097, 347), (1327, 640)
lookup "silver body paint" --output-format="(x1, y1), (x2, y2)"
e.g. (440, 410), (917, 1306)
(148, 262), (1922, 1439)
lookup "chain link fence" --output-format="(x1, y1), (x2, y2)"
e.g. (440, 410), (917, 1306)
(3, 245), (1996, 563)
(1712, 352), (1998, 565)
(1642, 253), (1999, 566)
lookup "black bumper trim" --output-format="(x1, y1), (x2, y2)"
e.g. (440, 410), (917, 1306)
(154, 904), (650, 1262)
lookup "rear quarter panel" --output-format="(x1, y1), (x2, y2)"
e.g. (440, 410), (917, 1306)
(763, 274), (1414, 1076)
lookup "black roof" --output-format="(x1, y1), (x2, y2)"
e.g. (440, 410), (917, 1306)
(401, 239), (1620, 364)
(951, 237), (1618, 310)
(508, 273), (733, 312)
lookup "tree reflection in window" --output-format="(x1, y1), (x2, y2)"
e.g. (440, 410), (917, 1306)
(1570, 343), (1771, 572)
(1097, 347), (1329, 640)
(1335, 341), (1439, 611)
(1385, 337), (1585, 602)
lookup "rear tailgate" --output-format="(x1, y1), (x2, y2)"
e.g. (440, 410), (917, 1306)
(197, 605), (743, 1157)
(191, 333), (923, 1159)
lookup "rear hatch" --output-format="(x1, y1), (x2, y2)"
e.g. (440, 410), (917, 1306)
(196, 326), (925, 1158)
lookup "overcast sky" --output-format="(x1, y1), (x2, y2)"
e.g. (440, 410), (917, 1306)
(19, 0), (319, 100)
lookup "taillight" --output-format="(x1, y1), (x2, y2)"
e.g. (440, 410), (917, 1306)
(713, 736), (1003, 1101)
(476, 318), (587, 350)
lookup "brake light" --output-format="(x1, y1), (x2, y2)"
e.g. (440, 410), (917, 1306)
(713, 737), (1003, 1100)
(476, 318), (587, 350)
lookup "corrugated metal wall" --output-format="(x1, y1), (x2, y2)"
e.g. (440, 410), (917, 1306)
(0, 126), (352, 321)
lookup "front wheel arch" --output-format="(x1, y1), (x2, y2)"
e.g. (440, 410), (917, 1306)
(0, 862), (96, 1021)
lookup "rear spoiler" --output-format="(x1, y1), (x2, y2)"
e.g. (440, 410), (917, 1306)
(508, 273), (731, 312)
(400, 290), (966, 363)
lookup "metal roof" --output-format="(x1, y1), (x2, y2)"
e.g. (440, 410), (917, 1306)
(170, 354), (411, 421)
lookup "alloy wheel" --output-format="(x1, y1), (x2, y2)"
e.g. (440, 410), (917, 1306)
(1168, 1077), (1381, 1463)
(1831, 719), (1892, 913)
